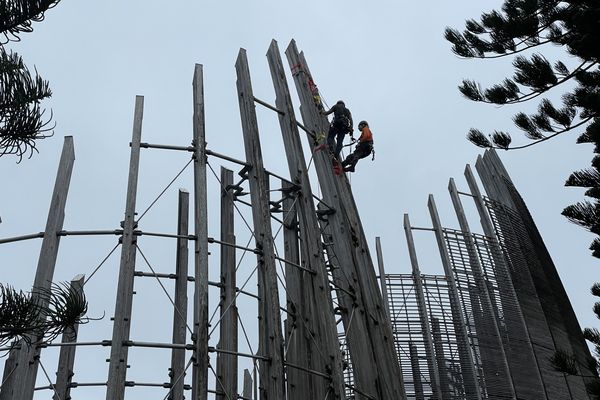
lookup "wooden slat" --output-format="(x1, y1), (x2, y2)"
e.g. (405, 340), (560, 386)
(267, 39), (345, 399)
(170, 189), (189, 400)
(243, 369), (253, 399)
(216, 168), (238, 400)
(106, 96), (144, 400)
(375, 237), (391, 318)
(235, 48), (285, 400)
(191, 64), (210, 400)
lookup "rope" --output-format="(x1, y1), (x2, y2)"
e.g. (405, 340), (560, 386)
(38, 359), (62, 400)
(137, 158), (193, 222)
(84, 242), (121, 285)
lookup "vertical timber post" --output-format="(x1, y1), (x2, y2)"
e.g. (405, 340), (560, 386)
(243, 369), (253, 400)
(235, 48), (285, 399)
(285, 39), (405, 400)
(5, 136), (75, 400)
(169, 189), (189, 400)
(375, 237), (391, 318)
(428, 195), (482, 400)
(267, 39), (345, 399)
(281, 179), (309, 400)
(409, 342), (425, 400)
(106, 96), (144, 400)
(403, 214), (443, 400)
(448, 178), (516, 398)
(53, 274), (85, 400)
(216, 168), (238, 400)
(192, 64), (210, 400)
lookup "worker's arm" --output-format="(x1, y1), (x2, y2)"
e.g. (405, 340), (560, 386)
(321, 107), (334, 116)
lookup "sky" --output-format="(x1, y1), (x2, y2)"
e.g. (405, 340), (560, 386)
(1, 1), (598, 398)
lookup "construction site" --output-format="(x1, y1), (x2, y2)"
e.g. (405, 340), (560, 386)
(0, 39), (596, 400)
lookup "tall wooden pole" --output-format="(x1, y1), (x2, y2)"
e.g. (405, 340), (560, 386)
(285, 39), (405, 400)
(106, 96), (144, 400)
(169, 189), (189, 400)
(267, 39), (345, 399)
(448, 178), (516, 399)
(403, 214), (443, 400)
(235, 48), (285, 400)
(191, 64), (210, 400)
(5, 136), (75, 400)
(216, 168), (238, 400)
(375, 237), (391, 318)
(53, 274), (85, 400)
(428, 195), (482, 400)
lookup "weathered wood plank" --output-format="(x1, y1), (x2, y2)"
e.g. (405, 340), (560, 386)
(216, 168), (237, 400)
(169, 189), (189, 400)
(243, 369), (253, 399)
(106, 96), (144, 400)
(428, 195), (482, 400)
(191, 64), (210, 400)
(235, 49), (285, 400)
(375, 237), (391, 318)
(267, 39), (345, 400)
(53, 274), (85, 400)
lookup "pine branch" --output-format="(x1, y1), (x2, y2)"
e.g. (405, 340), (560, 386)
(0, 0), (61, 43)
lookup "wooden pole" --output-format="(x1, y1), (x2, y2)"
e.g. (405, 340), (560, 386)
(427, 194), (482, 400)
(285, 40), (405, 400)
(403, 214), (443, 400)
(235, 48), (285, 400)
(375, 237), (391, 318)
(243, 369), (253, 399)
(267, 39), (345, 399)
(106, 96), (144, 400)
(448, 178), (516, 399)
(52, 274), (85, 400)
(169, 189), (189, 400)
(409, 342), (425, 400)
(281, 180), (310, 400)
(191, 64), (210, 400)
(4, 136), (75, 400)
(216, 168), (238, 400)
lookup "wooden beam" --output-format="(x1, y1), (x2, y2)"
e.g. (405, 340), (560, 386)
(243, 369), (253, 399)
(427, 194), (482, 400)
(235, 48), (285, 399)
(191, 64), (210, 400)
(375, 237), (391, 318)
(409, 342), (424, 400)
(169, 189), (189, 400)
(216, 168), (238, 400)
(286, 40), (405, 400)
(267, 39), (345, 399)
(106, 96), (144, 400)
(403, 214), (443, 400)
(53, 274), (85, 400)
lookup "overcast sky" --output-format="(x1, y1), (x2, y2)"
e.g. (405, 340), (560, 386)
(1, 1), (598, 397)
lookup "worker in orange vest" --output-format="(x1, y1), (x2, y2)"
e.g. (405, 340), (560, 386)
(342, 120), (374, 172)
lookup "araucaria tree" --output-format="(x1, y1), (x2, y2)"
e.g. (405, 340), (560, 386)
(445, 3), (599, 257)
(0, 0), (61, 160)
(446, 0), (600, 394)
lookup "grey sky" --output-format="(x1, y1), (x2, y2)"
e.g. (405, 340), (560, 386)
(1, 1), (598, 397)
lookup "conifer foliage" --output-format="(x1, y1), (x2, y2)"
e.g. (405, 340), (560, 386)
(445, 2), (600, 258)
(0, 0), (60, 160)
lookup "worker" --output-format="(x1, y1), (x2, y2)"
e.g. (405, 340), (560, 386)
(342, 120), (374, 172)
(321, 100), (353, 160)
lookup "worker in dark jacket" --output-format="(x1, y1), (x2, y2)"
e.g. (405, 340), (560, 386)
(321, 100), (353, 160)
(342, 120), (374, 172)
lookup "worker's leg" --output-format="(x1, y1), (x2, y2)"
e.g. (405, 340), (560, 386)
(326, 125), (336, 151)
(334, 130), (346, 160)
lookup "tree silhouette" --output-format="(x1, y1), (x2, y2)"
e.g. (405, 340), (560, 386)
(0, 0), (61, 161)
(445, 2), (600, 257)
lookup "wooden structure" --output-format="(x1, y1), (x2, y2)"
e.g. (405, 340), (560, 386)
(0, 40), (595, 400)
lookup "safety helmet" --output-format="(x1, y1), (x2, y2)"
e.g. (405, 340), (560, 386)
(336, 100), (345, 106)
(358, 120), (368, 129)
